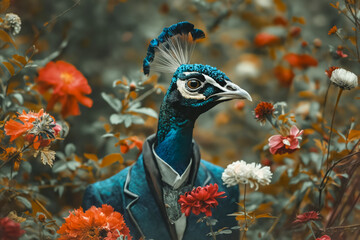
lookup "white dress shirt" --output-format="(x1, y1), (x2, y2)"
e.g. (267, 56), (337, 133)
(152, 144), (192, 240)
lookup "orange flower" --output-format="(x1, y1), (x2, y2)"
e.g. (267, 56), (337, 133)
(36, 61), (93, 118)
(4, 109), (61, 149)
(325, 66), (339, 78)
(274, 65), (295, 87)
(284, 53), (318, 69)
(57, 204), (132, 240)
(116, 136), (143, 154)
(254, 33), (280, 47)
(328, 25), (337, 35)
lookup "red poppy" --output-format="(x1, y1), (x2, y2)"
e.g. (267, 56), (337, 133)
(293, 211), (319, 224)
(254, 102), (275, 124)
(273, 66), (295, 87)
(316, 235), (331, 240)
(254, 33), (281, 47)
(4, 109), (61, 149)
(0, 217), (25, 240)
(57, 204), (132, 240)
(178, 183), (226, 217)
(36, 61), (93, 118)
(284, 53), (318, 69)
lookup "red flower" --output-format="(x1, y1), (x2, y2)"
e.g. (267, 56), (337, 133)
(268, 125), (303, 155)
(293, 211), (319, 224)
(273, 16), (288, 26)
(36, 61), (93, 118)
(316, 235), (331, 240)
(0, 217), (25, 240)
(254, 102), (275, 124)
(178, 183), (226, 217)
(325, 66), (339, 78)
(289, 26), (301, 37)
(274, 66), (295, 87)
(57, 204), (132, 240)
(284, 53), (318, 69)
(4, 109), (61, 149)
(254, 33), (281, 47)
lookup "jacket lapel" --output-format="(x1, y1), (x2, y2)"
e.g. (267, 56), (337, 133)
(123, 134), (205, 240)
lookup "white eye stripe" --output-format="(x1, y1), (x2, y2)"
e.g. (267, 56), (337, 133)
(176, 79), (206, 100)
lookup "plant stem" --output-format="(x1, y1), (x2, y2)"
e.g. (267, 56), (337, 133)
(307, 222), (317, 240)
(242, 184), (247, 240)
(206, 217), (216, 240)
(324, 88), (343, 169)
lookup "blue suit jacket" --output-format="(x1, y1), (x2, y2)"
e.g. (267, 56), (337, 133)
(83, 135), (239, 240)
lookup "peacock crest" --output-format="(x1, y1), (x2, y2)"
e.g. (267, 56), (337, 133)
(143, 21), (205, 75)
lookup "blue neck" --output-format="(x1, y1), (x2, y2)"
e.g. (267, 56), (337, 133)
(155, 101), (195, 175)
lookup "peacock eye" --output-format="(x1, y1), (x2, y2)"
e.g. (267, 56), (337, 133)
(186, 79), (201, 90)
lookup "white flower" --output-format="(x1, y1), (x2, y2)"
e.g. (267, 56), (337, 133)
(3, 13), (21, 35)
(222, 160), (272, 190)
(330, 68), (358, 90)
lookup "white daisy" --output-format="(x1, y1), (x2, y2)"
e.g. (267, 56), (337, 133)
(330, 68), (358, 90)
(222, 160), (272, 190)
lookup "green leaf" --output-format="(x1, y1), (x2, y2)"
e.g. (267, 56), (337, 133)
(101, 92), (122, 112)
(289, 173), (309, 185)
(272, 165), (287, 183)
(218, 229), (232, 235)
(110, 114), (126, 124)
(129, 107), (158, 118)
(15, 196), (32, 212)
(65, 143), (76, 156)
(52, 160), (67, 173)
(67, 161), (80, 171)
(10, 93), (24, 104)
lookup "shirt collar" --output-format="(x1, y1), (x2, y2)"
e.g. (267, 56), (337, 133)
(152, 144), (192, 189)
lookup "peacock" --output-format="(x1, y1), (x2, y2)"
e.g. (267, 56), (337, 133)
(83, 21), (252, 240)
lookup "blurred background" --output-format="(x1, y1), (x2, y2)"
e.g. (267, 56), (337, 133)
(2, 0), (359, 239)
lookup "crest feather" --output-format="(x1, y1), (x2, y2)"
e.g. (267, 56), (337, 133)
(143, 22), (205, 75)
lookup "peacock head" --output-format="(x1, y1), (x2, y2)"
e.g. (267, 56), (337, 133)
(143, 22), (251, 119)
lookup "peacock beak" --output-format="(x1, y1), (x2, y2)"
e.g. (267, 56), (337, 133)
(211, 81), (252, 102)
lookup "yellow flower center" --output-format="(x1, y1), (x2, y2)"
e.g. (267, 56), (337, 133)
(61, 72), (73, 84)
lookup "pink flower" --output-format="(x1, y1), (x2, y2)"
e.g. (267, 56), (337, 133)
(293, 211), (319, 224)
(0, 217), (25, 240)
(336, 50), (348, 58)
(316, 235), (331, 240)
(268, 125), (303, 155)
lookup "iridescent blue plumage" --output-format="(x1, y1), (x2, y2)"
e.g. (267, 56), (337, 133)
(143, 21), (205, 75)
(83, 22), (252, 240)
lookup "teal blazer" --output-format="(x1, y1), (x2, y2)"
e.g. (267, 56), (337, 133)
(83, 135), (239, 240)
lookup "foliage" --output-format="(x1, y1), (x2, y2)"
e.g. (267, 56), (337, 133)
(0, 0), (359, 239)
